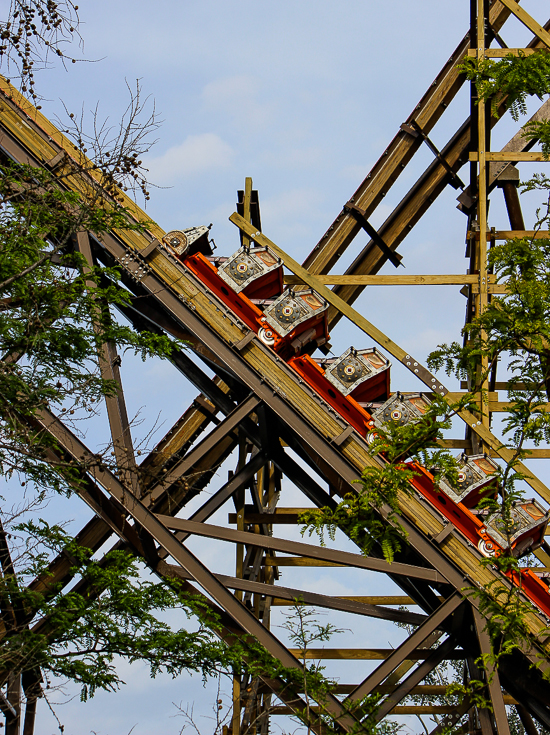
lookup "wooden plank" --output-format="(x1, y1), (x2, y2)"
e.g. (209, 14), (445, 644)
(288, 649), (464, 660)
(498, 0), (550, 49)
(460, 381), (535, 390)
(265, 556), (344, 567)
(469, 231), (550, 240)
(493, 231), (550, 239)
(284, 274), (484, 286)
(270, 700), (516, 715)
(470, 152), (548, 162)
(446, 391), (499, 403)
(273, 596), (419, 606)
(488, 402), (550, 412)
(467, 48), (541, 57)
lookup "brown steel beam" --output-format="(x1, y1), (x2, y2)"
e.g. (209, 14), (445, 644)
(76, 230), (142, 497)
(29, 407), (360, 732)
(157, 449), (268, 557)
(146, 394), (260, 497)
(467, 655), (496, 735)
(211, 572), (426, 625)
(473, 608), (510, 735)
(373, 636), (460, 723)
(428, 700), (471, 735)
(345, 593), (463, 704)
(158, 516), (445, 583)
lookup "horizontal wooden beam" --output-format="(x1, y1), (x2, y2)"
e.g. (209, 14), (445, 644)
(272, 595), (421, 606)
(289, 648), (465, 660)
(270, 700), (517, 715)
(467, 48), (541, 57)
(470, 152), (547, 162)
(460, 381), (535, 390)
(266, 556), (344, 567)
(446, 391), (499, 403)
(469, 231), (550, 240)
(284, 274), (487, 286)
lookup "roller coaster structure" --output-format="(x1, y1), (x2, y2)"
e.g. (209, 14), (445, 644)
(2, 1), (550, 733)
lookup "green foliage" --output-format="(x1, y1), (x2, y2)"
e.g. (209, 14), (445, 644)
(458, 50), (550, 120)
(300, 397), (459, 564)
(1, 521), (243, 701)
(523, 118), (550, 159)
(0, 159), (177, 495)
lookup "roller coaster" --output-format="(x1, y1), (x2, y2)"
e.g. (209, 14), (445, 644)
(2, 1), (550, 733)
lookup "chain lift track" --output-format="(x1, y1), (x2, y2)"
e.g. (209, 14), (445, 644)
(2, 2), (550, 733)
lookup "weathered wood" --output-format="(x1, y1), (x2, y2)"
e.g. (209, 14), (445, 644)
(272, 596), (420, 606)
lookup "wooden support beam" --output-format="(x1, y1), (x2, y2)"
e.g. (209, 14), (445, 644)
(284, 274), (488, 286)
(470, 230), (550, 239)
(288, 648), (465, 660)
(497, 0), (550, 49)
(467, 47), (544, 56)
(470, 151), (549, 162)
(272, 595), (421, 606)
(270, 702), (515, 715)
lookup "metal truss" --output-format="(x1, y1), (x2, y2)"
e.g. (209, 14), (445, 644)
(1, 2), (550, 733)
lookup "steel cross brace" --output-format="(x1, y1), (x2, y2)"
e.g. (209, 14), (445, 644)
(29, 406), (361, 733)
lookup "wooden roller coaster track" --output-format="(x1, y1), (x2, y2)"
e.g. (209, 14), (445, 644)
(1, 1), (550, 733)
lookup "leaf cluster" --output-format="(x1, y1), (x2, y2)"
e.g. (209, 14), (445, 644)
(0, 160), (178, 495)
(0, 521), (243, 702)
(458, 51), (550, 120)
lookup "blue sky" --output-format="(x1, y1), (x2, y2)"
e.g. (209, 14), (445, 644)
(3, 1), (550, 733)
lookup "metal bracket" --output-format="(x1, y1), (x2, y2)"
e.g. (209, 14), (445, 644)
(433, 524), (454, 545)
(45, 150), (68, 171)
(333, 425), (354, 446)
(139, 239), (161, 258)
(343, 203), (403, 269)
(233, 331), (256, 351)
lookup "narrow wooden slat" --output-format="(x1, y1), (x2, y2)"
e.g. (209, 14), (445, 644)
(288, 649), (464, 660)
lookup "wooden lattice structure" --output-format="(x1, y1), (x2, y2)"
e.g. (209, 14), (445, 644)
(2, 1), (550, 733)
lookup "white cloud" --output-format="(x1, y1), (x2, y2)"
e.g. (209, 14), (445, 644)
(144, 133), (234, 185)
